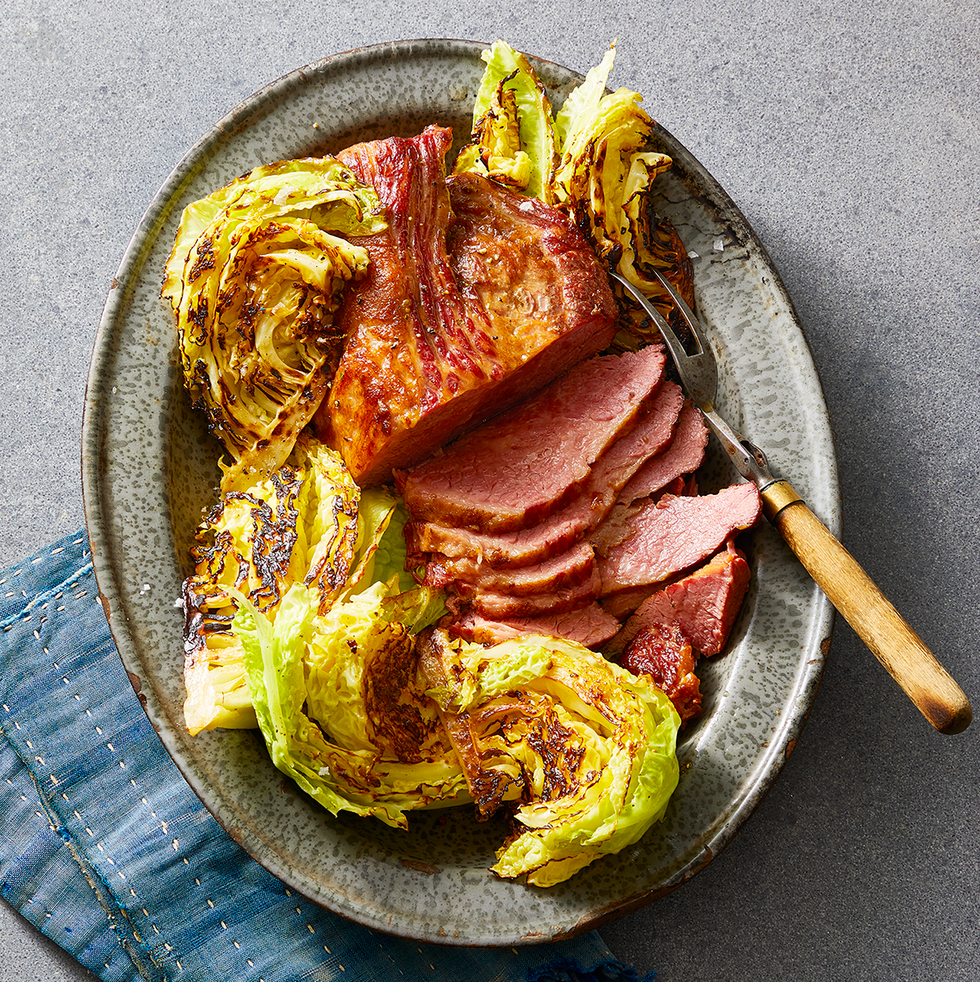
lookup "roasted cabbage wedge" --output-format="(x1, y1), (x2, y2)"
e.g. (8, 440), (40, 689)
(232, 575), (461, 830)
(181, 436), (360, 734)
(161, 157), (386, 492)
(182, 435), (417, 735)
(452, 40), (557, 199)
(418, 628), (680, 887)
(456, 41), (694, 348)
(552, 49), (694, 347)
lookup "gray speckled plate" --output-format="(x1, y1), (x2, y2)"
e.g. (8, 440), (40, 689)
(81, 39), (840, 947)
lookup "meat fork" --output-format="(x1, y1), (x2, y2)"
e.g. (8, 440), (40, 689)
(611, 269), (972, 734)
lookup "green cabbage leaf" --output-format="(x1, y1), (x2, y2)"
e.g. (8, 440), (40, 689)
(233, 575), (463, 830)
(419, 628), (680, 886)
(453, 40), (557, 200)
(181, 436), (443, 741)
(458, 41), (693, 348)
(182, 436), (359, 735)
(162, 157), (387, 492)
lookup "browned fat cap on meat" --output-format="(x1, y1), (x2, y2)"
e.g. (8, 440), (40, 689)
(316, 126), (619, 487)
(611, 540), (751, 659)
(595, 482), (762, 599)
(409, 379), (686, 571)
(621, 621), (703, 723)
(397, 345), (667, 534)
(452, 603), (622, 650)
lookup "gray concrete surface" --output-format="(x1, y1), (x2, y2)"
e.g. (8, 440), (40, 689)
(2, 2), (978, 980)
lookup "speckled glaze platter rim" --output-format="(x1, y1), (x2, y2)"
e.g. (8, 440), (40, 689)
(81, 39), (840, 946)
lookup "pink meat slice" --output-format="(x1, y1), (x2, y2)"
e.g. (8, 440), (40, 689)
(424, 541), (596, 596)
(396, 345), (666, 533)
(452, 603), (621, 649)
(406, 378), (683, 566)
(454, 567), (602, 619)
(596, 482), (762, 594)
(618, 403), (709, 504)
(611, 540), (751, 657)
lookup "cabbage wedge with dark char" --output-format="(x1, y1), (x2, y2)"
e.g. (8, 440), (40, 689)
(417, 626), (680, 886)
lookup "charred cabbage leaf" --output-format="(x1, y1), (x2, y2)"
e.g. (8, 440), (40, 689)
(182, 436), (360, 734)
(551, 46), (693, 345)
(232, 573), (460, 829)
(453, 40), (557, 199)
(161, 157), (386, 492)
(418, 628), (680, 887)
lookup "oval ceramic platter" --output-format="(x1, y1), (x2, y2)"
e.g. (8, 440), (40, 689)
(81, 39), (840, 946)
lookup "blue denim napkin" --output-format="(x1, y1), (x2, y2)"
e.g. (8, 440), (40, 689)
(0, 531), (654, 982)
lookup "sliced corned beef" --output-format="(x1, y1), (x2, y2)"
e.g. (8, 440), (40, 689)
(425, 541), (596, 596)
(452, 603), (621, 649)
(405, 377), (682, 568)
(409, 511), (588, 573)
(453, 567), (601, 619)
(596, 482), (762, 595)
(316, 131), (618, 486)
(618, 402), (709, 504)
(397, 345), (666, 532)
(610, 539), (751, 657)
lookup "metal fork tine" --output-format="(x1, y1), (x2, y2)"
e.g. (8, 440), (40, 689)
(647, 267), (710, 356)
(608, 272), (687, 359)
(608, 270), (717, 408)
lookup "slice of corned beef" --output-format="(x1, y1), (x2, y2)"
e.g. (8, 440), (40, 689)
(397, 345), (666, 532)
(316, 130), (618, 486)
(595, 482), (761, 595)
(404, 375), (681, 566)
(409, 511), (587, 573)
(425, 541), (596, 596)
(610, 539), (751, 657)
(452, 603), (621, 648)
(618, 402), (709, 504)
(453, 567), (602, 619)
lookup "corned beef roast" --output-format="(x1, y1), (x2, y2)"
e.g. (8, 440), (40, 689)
(611, 540), (752, 657)
(619, 402), (710, 504)
(315, 126), (618, 486)
(453, 603), (622, 649)
(316, 127), (760, 704)
(408, 379), (686, 569)
(398, 330), (758, 659)
(594, 483), (762, 600)
(427, 541), (596, 596)
(452, 567), (603, 620)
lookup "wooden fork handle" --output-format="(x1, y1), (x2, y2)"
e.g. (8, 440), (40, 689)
(761, 481), (972, 734)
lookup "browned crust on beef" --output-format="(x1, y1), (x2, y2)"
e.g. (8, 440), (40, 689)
(316, 135), (618, 486)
